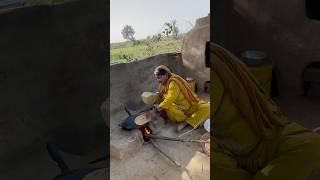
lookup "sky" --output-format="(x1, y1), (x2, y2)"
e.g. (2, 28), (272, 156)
(110, 0), (210, 43)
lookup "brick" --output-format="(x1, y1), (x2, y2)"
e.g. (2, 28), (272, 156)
(110, 129), (144, 160)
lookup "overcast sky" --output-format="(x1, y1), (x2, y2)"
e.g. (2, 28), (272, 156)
(110, 0), (210, 43)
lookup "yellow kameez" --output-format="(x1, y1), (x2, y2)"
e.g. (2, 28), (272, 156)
(212, 67), (320, 180)
(158, 81), (209, 128)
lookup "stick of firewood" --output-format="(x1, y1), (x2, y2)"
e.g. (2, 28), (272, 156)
(150, 139), (181, 167)
(148, 134), (209, 143)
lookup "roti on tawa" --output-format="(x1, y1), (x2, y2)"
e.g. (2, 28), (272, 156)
(134, 113), (151, 125)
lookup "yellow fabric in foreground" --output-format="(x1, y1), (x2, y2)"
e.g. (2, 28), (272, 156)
(249, 63), (274, 95)
(210, 42), (320, 179)
(210, 42), (283, 139)
(159, 81), (209, 128)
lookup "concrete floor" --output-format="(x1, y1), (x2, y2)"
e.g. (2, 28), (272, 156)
(110, 92), (211, 180)
(110, 123), (210, 180)
(1, 90), (319, 179)
(0, 142), (107, 180)
(0, 145), (59, 180)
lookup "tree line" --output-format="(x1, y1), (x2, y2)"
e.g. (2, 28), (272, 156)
(121, 20), (180, 44)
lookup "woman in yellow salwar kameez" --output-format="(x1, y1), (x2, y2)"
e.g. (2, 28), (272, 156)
(153, 65), (210, 132)
(209, 42), (320, 180)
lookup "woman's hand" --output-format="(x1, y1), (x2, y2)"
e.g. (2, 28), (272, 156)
(146, 104), (154, 110)
(154, 104), (163, 112)
(145, 107), (158, 119)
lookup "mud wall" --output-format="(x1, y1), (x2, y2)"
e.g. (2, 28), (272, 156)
(182, 15), (210, 92)
(0, 0), (106, 170)
(213, 0), (320, 94)
(109, 53), (184, 126)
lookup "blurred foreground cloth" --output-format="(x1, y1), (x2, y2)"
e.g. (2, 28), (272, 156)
(210, 42), (320, 180)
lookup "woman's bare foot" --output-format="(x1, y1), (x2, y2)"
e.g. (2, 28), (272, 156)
(177, 122), (188, 132)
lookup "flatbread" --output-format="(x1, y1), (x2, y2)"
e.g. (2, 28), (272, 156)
(134, 113), (151, 125)
(141, 92), (157, 105)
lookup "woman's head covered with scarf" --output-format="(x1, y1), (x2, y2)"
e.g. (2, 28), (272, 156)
(154, 65), (199, 107)
(154, 65), (172, 84)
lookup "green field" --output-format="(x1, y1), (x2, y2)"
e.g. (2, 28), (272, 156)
(110, 37), (183, 64)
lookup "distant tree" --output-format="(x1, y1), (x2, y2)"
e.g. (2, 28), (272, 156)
(121, 25), (136, 42)
(152, 33), (162, 42)
(171, 20), (179, 38)
(162, 20), (179, 39)
(163, 22), (172, 38)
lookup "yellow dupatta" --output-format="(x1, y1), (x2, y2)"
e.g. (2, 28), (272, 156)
(156, 65), (200, 107)
(209, 43), (284, 139)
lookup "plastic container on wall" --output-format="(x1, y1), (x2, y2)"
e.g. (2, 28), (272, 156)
(186, 77), (196, 92)
(241, 51), (273, 95)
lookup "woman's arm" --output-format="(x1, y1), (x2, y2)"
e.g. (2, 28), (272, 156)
(159, 81), (180, 109)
